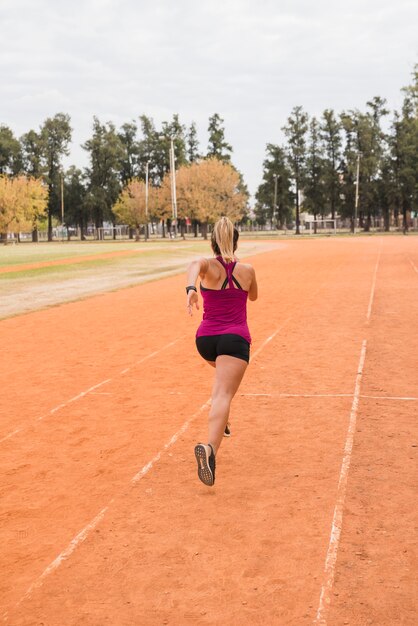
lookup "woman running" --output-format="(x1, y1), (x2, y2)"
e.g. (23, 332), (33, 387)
(186, 216), (258, 486)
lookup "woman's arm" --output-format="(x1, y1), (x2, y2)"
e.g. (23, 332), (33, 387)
(186, 258), (209, 316)
(248, 266), (258, 301)
(186, 257), (209, 287)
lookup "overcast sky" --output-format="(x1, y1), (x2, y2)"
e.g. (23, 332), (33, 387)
(1, 0), (417, 197)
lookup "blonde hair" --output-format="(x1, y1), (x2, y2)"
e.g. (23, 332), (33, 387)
(211, 216), (237, 263)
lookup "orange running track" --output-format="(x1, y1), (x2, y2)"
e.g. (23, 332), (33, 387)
(0, 237), (417, 625)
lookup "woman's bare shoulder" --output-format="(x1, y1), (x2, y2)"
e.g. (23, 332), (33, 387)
(236, 261), (255, 272)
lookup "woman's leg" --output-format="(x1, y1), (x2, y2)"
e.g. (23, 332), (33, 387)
(208, 355), (247, 454)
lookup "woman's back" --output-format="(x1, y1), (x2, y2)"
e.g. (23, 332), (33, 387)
(197, 256), (252, 344)
(201, 257), (255, 294)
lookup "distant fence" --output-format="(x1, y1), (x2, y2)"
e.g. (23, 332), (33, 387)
(4, 216), (418, 243)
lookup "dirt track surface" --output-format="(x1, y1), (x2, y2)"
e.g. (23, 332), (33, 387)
(0, 237), (417, 625)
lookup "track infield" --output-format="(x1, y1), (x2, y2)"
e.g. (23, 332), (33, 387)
(1, 236), (417, 625)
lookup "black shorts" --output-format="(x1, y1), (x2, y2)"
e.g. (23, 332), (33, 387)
(196, 334), (250, 363)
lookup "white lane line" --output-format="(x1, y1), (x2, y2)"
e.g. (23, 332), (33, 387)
(131, 400), (210, 485)
(7, 400), (209, 619)
(0, 338), (181, 445)
(241, 393), (418, 401)
(314, 339), (367, 626)
(7, 394), (204, 616)
(361, 394), (418, 401)
(241, 393), (353, 398)
(366, 244), (381, 323)
(251, 317), (292, 360)
(408, 257), (418, 275)
(12, 504), (112, 612)
(7, 325), (285, 618)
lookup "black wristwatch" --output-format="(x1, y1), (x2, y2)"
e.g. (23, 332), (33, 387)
(186, 285), (197, 294)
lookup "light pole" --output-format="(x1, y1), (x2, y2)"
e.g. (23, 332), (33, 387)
(145, 161), (149, 241)
(354, 152), (362, 234)
(60, 171), (65, 240)
(273, 175), (278, 231)
(169, 138), (178, 238)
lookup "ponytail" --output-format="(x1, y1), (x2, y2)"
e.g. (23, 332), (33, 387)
(211, 216), (238, 263)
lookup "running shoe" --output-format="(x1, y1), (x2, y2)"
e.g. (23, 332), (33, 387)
(194, 443), (216, 486)
(224, 423), (231, 437)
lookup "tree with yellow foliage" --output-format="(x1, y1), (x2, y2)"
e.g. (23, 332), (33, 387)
(158, 158), (248, 238)
(113, 178), (158, 240)
(0, 176), (48, 242)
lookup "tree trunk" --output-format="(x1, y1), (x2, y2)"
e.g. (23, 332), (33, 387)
(402, 200), (409, 233)
(193, 220), (198, 237)
(32, 227), (39, 242)
(383, 209), (390, 232)
(95, 219), (101, 240)
(78, 218), (86, 241)
(48, 210), (53, 242)
(295, 197), (300, 235)
(394, 208), (399, 229)
(1, 233), (8, 245)
(162, 220), (166, 238)
(277, 204), (283, 230)
(201, 221), (208, 240)
(364, 212), (371, 232)
(135, 226), (140, 241)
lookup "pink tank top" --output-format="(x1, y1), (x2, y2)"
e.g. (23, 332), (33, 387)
(196, 257), (251, 344)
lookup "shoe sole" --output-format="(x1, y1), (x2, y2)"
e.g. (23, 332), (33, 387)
(194, 444), (214, 486)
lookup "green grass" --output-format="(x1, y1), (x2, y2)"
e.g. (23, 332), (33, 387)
(0, 239), (210, 269)
(0, 241), (137, 267)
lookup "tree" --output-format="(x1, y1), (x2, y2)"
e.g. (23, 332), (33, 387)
(137, 115), (160, 185)
(20, 129), (44, 178)
(388, 68), (418, 231)
(83, 117), (124, 236)
(207, 113), (232, 162)
(162, 114), (188, 167)
(0, 125), (22, 175)
(346, 99), (389, 231)
(0, 176), (47, 241)
(187, 122), (200, 162)
(339, 113), (358, 231)
(160, 158), (247, 238)
(63, 167), (88, 239)
(320, 109), (342, 221)
(255, 144), (293, 228)
(113, 179), (158, 240)
(283, 106), (309, 234)
(40, 113), (72, 240)
(118, 121), (140, 185)
(20, 177), (49, 235)
(304, 118), (326, 231)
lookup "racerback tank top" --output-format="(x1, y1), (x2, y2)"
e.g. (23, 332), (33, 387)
(196, 256), (251, 344)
